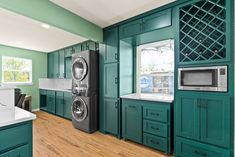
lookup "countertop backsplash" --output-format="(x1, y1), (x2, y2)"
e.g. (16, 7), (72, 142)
(39, 78), (72, 90)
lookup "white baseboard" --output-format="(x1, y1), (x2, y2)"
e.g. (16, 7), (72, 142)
(31, 108), (40, 112)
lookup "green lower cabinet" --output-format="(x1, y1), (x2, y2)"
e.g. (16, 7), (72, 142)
(64, 92), (72, 120)
(122, 102), (142, 144)
(122, 98), (172, 154)
(104, 98), (119, 135)
(56, 92), (64, 117)
(143, 133), (167, 152)
(175, 137), (230, 157)
(47, 92), (56, 114)
(0, 121), (32, 157)
(0, 144), (29, 157)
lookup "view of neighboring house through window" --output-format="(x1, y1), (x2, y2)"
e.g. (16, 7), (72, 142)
(137, 39), (174, 96)
(2, 56), (32, 85)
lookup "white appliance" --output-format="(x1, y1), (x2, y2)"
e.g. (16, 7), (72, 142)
(0, 86), (15, 109)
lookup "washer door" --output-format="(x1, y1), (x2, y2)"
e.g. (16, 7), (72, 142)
(72, 57), (88, 81)
(72, 97), (88, 122)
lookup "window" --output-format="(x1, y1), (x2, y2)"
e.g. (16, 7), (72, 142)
(137, 39), (174, 96)
(2, 56), (32, 85)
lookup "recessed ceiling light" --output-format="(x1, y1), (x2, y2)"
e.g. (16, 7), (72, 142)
(41, 23), (50, 29)
(16, 42), (22, 45)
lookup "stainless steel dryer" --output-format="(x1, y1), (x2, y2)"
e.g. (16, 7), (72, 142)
(71, 50), (98, 133)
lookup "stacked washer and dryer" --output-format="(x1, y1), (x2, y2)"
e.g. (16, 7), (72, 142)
(71, 50), (99, 133)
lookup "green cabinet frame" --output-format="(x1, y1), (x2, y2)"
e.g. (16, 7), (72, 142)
(56, 92), (64, 117)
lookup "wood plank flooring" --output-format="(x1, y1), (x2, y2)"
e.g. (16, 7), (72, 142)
(33, 111), (172, 157)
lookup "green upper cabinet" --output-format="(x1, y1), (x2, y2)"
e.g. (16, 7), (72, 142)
(53, 52), (59, 78)
(142, 9), (171, 33)
(119, 19), (142, 39)
(122, 102), (142, 144)
(200, 94), (230, 148)
(176, 92), (231, 148)
(104, 63), (118, 98)
(73, 44), (82, 54)
(48, 53), (54, 78)
(64, 47), (73, 58)
(104, 98), (119, 135)
(58, 50), (65, 78)
(86, 41), (99, 51)
(64, 92), (72, 120)
(177, 0), (230, 65)
(176, 92), (200, 140)
(119, 9), (172, 39)
(104, 27), (119, 63)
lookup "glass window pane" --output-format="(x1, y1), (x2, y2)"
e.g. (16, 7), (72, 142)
(138, 40), (174, 96)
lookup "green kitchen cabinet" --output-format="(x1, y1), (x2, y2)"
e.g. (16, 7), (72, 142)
(0, 144), (29, 157)
(0, 121), (33, 157)
(64, 92), (72, 120)
(65, 57), (72, 79)
(176, 92), (200, 140)
(64, 47), (73, 57)
(176, 0), (230, 65)
(104, 98), (119, 135)
(47, 91), (56, 114)
(48, 53), (54, 78)
(53, 52), (59, 78)
(73, 44), (82, 53)
(122, 102), (142, 144)
(104, 63), (118, 98)
(119, 19), (142, 39)
(81, 42), (87, 51)
(176, 92), (231, 148)
(200, 94), (230, 148)
(39, 89), (47, 111)
(56, 92), (64, 117)
(58, 50), (65, 78)
(104, 27), (119, 63)
(175, 137), (230, 157)
(86, 41), (98, 51)
(142, 9), (171, 33)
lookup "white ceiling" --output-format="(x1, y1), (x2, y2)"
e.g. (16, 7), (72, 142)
(50, 0), (176, 28)
(0, 8), (87, 53)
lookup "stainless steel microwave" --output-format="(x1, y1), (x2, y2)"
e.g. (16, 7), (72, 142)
(178, 66), (227, 92)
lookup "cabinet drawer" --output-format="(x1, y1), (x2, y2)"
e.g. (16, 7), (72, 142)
(143, 120), (167, 137)
(143, 107), (167, 123)
(176, 137), (230, 157)
(0, 122), (31, 153)
(47, 90), (55, 96)
(40, 90), (47, 95)
(143, 133), (167, 152)
(0, 144), (29, 157)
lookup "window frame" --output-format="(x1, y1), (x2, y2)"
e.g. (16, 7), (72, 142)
(136, 39), (174, 96)
(2, 56), (33, 85)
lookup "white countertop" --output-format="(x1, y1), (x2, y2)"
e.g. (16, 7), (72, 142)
(0, 85), (16, 90)
(121, 93), (174, 103)
(0, 107), (36, 127)
(39, 88), (72, 93)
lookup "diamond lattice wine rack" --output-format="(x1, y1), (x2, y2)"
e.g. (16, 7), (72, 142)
(179, 0), (226, 63)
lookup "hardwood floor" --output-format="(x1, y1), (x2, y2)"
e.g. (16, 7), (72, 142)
(33, 111), (172, 157)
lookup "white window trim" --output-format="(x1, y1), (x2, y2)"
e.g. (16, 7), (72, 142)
(2, 56), (33, 86)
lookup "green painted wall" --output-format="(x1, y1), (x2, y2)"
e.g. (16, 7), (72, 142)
(0, 0), (103, 42)
(0, 45), (47, 110)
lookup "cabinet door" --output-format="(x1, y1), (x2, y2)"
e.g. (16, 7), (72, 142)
(104, 27), (118, 63)
(81, 42), (87, 51)
(142, 9), (171, 33)
(56, 92), (64, 117)
(73, 44), (82, 53)
(119, 19), (142, 39)
(122, 103), (142, 143)
(0, 144), (29, 157)
(86, 41), (98, 51)
(48, 53), (54, 78)
(64, 47), (73, 57)
(59, 50), (65, 78)
(175, 92), (200, 140)
(64, 92), (72, 120)
(53, 52), (59, 78)
(40, 90), (47, 111)
(104, 63), (118, 98)
(200, 94), (230, 148)
(47, 95), (55, 114)
(104, 98), (118, 135)
(65, 57), (72, 79)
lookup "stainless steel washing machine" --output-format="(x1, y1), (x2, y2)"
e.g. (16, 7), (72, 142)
(71, 50), (98, 133)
